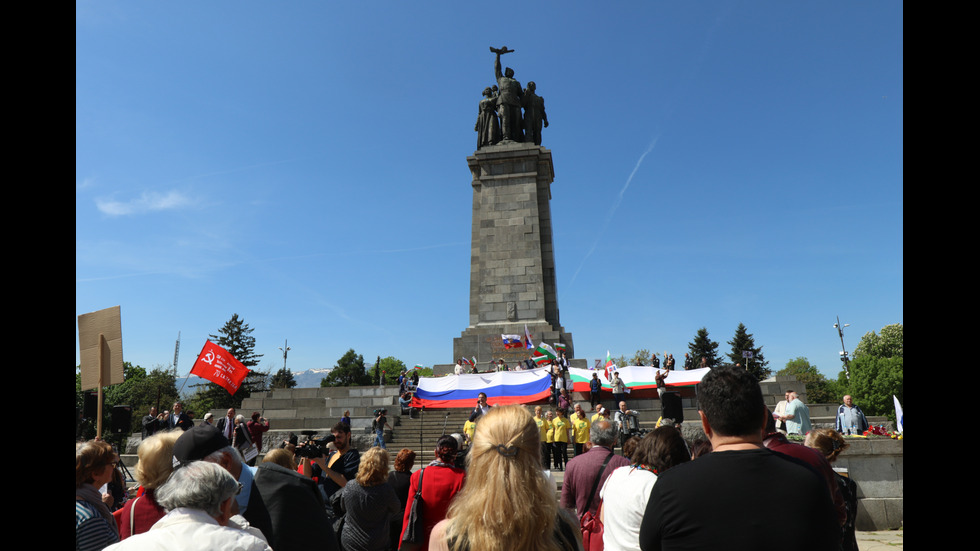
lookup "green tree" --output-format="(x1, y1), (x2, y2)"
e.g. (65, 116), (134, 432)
(854, 323), (903, 360)
(726, 323), (771, 381)
(372, 356), (408, 386)
(322, 349), (370, 387)
(209, 314), (264, 367)
(410, 366), (435, 378)
(840, 323), (903, 421)
(629, 349), (651, 366)
(76, 362), (179, 439)
(270, 367), (297, 389)
(841, 355), (903, 420)
(777, 357), (838, 404)
(688, 327), (720, 368)
(191, 313), (268, 411)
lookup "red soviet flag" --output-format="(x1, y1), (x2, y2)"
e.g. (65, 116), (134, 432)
(190, 340), (250, 395)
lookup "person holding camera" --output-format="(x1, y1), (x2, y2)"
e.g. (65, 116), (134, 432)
(141, 406), (167, 439)
(313, 422), (361, 504)
(374, 409), (393, 449)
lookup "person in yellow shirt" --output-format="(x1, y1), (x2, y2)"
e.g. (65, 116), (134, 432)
(463, 418), (477, 447)
(571, 404), (592, 456)
(533, 406), (552, 469)
(591, 404), (610, 425)
(551, 407), (570, 470)
(544, 410), (556, 469)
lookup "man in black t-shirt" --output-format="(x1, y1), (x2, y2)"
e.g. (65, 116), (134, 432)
(313, 422), (360, 505)
(638, 367), (839, 551)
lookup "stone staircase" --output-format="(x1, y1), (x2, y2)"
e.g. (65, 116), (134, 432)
(232, 385), (402, 433)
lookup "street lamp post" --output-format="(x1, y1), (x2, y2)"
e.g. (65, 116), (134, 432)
(834, 317), (850, 380)
(278, 340), (291, 371)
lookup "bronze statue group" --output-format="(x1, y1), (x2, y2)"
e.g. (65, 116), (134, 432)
(475, 46), (549, 149)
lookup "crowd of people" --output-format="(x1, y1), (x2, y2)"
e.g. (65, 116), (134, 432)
(78, 367), (871, 551)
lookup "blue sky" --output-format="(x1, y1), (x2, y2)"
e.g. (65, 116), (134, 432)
(76, 2), (903, 382)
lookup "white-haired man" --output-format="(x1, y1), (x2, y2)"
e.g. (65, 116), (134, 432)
(104, 461), (271, 550)
(779, 391), (812, 435)
(172, 424), (339, 551)
(835, 395), (869, 435)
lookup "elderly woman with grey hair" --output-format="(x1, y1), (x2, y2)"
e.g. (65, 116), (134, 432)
(104, 461), (271, 551)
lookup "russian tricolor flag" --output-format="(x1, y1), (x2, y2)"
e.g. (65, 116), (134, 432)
(411, 368), (552, 408)
(502, 334), (523, 349)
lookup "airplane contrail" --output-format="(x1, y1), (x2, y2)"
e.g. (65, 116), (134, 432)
(568, 135), (660, 287)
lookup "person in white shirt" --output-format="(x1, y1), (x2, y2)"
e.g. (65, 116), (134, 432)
(600, 426), (691, 551)
(104, 461), (272, 551)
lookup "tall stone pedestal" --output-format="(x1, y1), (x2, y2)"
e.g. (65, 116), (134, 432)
(453, 141), (573, 365)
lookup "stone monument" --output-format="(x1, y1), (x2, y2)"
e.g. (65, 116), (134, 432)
(453, 47), (572, 366)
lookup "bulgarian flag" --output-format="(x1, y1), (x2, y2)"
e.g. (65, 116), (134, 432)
(530, 353), (552, 365)
(553, 343), (566, 354)
(414, 364), (425, 369)
(604, 351), (615, 380)
(535, 342), (558, 361)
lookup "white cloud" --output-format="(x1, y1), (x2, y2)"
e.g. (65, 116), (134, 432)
(95, 190), (194, 216)
(77, 177), (97, 191)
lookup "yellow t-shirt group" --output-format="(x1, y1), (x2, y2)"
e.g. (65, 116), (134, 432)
(551, 415), (570, 443)
(571, 414), (590, 444)
(535, 415), (550, 443)
(467, 409), (592, 447)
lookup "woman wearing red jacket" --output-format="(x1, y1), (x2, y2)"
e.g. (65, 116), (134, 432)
(398, 435), (465, 550)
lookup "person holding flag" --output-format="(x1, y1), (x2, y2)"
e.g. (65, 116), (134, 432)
(535, 341), (559, 363)
(611, 370), (626, 407)
(603, 351), (616, 381)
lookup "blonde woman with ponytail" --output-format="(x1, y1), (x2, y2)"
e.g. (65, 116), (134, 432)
(428, 405), (582, 551)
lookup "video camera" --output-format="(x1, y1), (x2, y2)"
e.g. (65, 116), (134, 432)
(294, 430), (335, 459)
(619, 411), (648, 440)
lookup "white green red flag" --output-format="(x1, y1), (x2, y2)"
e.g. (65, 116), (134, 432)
(535, 342), (558, 361)
(530, 353), (552, 365)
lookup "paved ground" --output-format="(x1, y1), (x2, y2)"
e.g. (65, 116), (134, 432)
(857, 529), (903, 550)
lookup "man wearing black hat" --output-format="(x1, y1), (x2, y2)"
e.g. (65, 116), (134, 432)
(173, 424), (339, 551)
